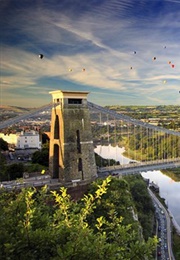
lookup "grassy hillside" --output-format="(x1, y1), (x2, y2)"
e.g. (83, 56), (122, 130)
(0, 105), (33, 113)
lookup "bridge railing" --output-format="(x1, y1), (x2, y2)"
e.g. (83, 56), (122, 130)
(98, 157), (180, 173)
(0, 103), (53, 130)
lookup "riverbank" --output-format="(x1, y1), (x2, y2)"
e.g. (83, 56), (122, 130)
(94, 145), (180, 227)
(162, 167), (180, 182)
(94, 145), (180, 236)
(172, 230), (180, 260)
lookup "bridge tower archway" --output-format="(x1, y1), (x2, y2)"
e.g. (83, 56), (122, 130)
(49, 90), (97, 184)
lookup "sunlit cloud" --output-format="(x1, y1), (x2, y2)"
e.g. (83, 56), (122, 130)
(1, 0), (180, 106)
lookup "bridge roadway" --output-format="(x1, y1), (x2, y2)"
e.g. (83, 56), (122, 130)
(97, 158), (180, 176)
(1, 159), (180, 192)
(0, 103), (52, 130)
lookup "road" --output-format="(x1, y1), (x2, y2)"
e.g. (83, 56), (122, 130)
(148, 188), (175, 260)
(0, 175), (57, 191)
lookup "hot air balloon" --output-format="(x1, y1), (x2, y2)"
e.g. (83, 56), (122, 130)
(82, 68), (86, 72)
(153, 57), (156, 61)
(171, 64), (175, 68)
(39, 54), (43, 59)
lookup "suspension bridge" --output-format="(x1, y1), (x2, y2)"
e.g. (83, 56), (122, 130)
(0, 101), (180, 174)
(88, 102), (180, 174)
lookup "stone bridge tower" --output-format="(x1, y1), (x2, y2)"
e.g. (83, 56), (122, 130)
(49, 90), (97, 185)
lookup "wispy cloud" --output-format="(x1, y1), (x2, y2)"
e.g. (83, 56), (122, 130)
(1, 0), (180, 106)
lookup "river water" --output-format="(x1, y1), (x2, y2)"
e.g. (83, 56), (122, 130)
(94, 145), (180, 227)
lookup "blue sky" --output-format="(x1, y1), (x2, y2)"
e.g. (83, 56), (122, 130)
(1, 0), (180, 107)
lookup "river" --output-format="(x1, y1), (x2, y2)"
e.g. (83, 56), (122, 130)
(94, 145), (180, 227)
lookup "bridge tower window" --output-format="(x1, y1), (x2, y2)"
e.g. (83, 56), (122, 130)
(78, 158), (83, 171)
(54, 115), (60, 139)
(76, 130), (81, 153)
(68, 99), (82, 104)
(54, 98), (60, 103)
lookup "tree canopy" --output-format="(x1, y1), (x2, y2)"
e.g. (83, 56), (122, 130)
(31, 147), (49, 167)
(0, 138), (8, 151)
(0, 177), (157, 260)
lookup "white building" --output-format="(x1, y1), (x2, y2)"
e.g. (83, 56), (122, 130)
(0, 130), (41, 149)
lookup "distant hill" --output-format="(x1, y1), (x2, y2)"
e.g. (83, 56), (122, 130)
(0, 105), (35, 113)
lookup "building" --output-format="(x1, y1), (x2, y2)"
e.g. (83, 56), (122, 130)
(0, 130), (41, 149)
(17, 130), (41, 149)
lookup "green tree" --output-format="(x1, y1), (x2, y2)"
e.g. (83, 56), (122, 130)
(95, 153), (120, 167)
(31, 148), (49, 167)
(0, 177), (157, 260)
(86, 178), (136, 227)
(0, 138), (8, 151)
(0, 152), (6, 181)
(5, 163), (24, 180)
(125, 175), (155, 240)
(41, 133), (50, 145)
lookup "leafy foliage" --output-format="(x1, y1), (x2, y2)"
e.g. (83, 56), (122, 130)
(123, 128), (179, 161)
(0, 138), (8, 151)
(24, 163), (47, 173)
(95, 152), (120, 167)
(0, 152), (6, 181)
(86, 178), (136, 227)
(31, 148), (49, 167)
(124, 175), (155, 240)
(162, 168), (180, 182)
(0, 177), (157, 260)
(172, 228), (180, 260)
(5, 163), (24, 180)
